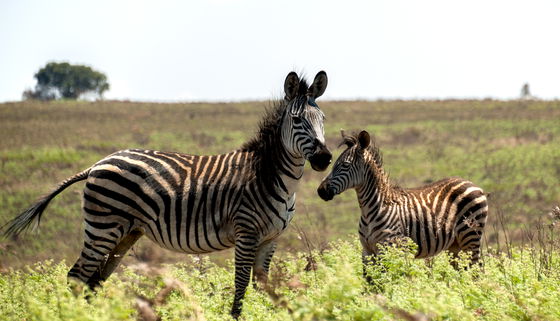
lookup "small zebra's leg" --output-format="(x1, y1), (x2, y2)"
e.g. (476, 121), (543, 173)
(252, 241), (277, 290)
(446, 239), (461, 269)
(362, 246), (378, 285)
(456, 213), (487, 268)
(231, 235), (258, 319)
(363, 235), (408, 288)
(458, 232), (483, 267)
(456, 194), (488, 268)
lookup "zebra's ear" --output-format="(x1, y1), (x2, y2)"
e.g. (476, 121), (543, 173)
(339, 129), (356, 148)
(284, 72), (300, 100)
(308, 71), (328, 99)
(358, 130), (370, 149)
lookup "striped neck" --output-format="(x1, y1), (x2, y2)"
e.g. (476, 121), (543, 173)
(274, 143), (306, 196)
(355, 156), (397, 216)
(240, 111), (306, 197)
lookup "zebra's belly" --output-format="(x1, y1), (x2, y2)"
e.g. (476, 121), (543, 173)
(140, 192), (296, 252)
(359, 223), (455, 258)
(141, 218), (236, 254)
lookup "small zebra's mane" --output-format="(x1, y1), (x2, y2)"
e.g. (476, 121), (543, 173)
(341, 132), (403, 201)
(340, 132), (383, 167)
(241, 77), (310, 180)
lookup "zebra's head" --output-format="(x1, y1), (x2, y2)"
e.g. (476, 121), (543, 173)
(317, 130), (374, 201)
(281, 71), (332, 172)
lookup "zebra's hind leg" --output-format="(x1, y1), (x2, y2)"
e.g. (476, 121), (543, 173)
(97, 228), (144, 281)
(456, 192), (488, 268)
(252, 241), (277, 290)
(457, 232), (484, 267)
(68, 222), (131, 290)
(446, 239), (462, 269)
(449, 228), (484, 270)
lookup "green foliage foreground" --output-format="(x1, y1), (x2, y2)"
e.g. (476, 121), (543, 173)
(1, 239), (559, 321)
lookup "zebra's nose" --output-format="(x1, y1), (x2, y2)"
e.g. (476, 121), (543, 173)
(309, 145), (332, 172)
(317, 180), (335, 201)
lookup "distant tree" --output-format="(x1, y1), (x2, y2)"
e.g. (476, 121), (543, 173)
(23, 62), (109, 101)
(520, 83), (531, 99)
(22, 87), (56, 101)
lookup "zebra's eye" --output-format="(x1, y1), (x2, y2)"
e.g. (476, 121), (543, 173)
(292, 116), (302, 124)
(339, 161), (351, 169)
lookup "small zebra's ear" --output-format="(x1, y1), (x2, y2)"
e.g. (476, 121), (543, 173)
(308, 71), (328, 99)
(284, 72), (300, 100)
(339, 129), (356, 148)
(358, 130), (370, 149)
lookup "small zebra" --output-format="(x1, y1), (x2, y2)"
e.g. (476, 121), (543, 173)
(317, 130), (488, 280)
(2, 71), (332, 318)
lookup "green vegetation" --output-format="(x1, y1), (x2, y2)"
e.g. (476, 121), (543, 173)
(2, 239), (560, 320)
(0, 99), (559, 320)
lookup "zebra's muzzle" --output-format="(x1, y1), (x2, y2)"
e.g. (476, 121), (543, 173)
(308, 144), (332, 172)
(317, 180), (335, 201)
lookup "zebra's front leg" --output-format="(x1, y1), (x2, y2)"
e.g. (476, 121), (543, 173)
(231, 235), (258, 319)
(252, 241), (277, 290)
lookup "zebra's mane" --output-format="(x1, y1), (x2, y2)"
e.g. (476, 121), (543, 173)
(339, 133), (383, 167)
(340, 132), (403, 200)
(240, 77), (310, 180)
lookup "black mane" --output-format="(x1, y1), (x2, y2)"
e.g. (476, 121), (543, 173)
(241, 77), (310, 180)
(340, 132), (383, 167)
(340, 132), (404, 200)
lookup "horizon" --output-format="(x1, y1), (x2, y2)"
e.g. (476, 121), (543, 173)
(3, 96), (556, 104)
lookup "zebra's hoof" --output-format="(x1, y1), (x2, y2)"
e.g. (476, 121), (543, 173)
(231, 306), (241, 319)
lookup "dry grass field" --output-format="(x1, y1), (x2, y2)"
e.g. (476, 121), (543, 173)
(1, 99), (559, 269)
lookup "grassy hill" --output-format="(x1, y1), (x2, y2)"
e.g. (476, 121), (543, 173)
(0, 99), (559, 320)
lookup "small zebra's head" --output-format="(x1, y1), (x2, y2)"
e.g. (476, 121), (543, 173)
(281, 71), (331, 172)
(317, 130), (375, 201)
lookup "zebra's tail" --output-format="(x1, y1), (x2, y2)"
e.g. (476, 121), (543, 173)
(2, 167), (91, 238)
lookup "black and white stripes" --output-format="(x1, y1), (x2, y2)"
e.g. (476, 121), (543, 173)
(318, 130), (488, 279)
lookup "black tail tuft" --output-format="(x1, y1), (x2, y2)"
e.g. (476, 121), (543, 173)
(2, 195), (52, 237)
(1, 167), (91, 238)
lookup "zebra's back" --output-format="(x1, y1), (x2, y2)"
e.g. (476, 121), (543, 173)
(406, 178), (486, 257)
(362, 177), (488, 258)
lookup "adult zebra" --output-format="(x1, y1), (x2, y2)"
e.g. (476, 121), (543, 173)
(3, 71), (332, 318)
(317, 130), (488, 281)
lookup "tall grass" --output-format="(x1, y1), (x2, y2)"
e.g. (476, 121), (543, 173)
(1, 234), (560, 320)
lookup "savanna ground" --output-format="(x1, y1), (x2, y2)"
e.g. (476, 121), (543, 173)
(0, 99), (559, 320)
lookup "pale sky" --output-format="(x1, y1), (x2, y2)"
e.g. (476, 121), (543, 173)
(1, 0), (559, 102)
